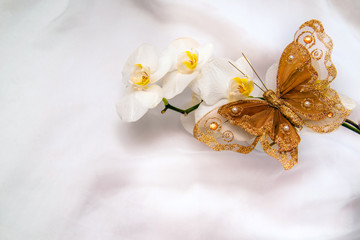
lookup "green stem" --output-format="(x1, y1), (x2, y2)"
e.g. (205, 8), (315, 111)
(345, 119), (360, 130)
(251, 96), (265, 100)
(161, 98), (203, 116)
(342, 121), (360, 135)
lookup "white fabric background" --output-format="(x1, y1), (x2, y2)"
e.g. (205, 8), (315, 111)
(1, 0), (360, 239)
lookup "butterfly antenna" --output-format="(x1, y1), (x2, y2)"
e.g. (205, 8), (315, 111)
(228, 61), (266, 93)
(242, 53), (268, 91)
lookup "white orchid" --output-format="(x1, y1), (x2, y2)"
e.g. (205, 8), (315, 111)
(161, 37), (214, 99)
(190, 57), (257, 123)
(117, 44), (172, 122)
(179, 57), (257, 136)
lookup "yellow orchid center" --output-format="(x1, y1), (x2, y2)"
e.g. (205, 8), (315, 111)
(232, 77), (254, 97)
(130, 64), (151, 89)
(177, 50), (198, 74)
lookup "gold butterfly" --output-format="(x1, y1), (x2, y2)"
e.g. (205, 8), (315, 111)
(193, 20), (351, 170)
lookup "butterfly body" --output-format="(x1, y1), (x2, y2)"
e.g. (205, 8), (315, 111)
(262, 89), (304, 128)
(193, 20), (351, 170)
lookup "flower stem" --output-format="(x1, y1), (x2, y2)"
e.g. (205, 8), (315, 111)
(161, 98), (203, 116)
(342, 120), (360, 135)
(345, 119), (360, 130)
(250, 96), (265, 100)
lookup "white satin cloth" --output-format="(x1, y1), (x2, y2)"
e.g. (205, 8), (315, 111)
(1, 0), (360, 239)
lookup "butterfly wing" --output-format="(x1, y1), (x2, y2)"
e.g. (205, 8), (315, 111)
(217, 99), (275, 137)
(277, 21), (351, 133)
(218, 99), (300, 169)
(193, 99), (300, 169)
(294, 19), (351, 132)
(260, 136), (299, 170)
(276, 42), (318, 97)
(282, 87), (350, 132)
(277, 42), (332, 120)
(294, 19), (336, 86)
(193, 105), (260, 154)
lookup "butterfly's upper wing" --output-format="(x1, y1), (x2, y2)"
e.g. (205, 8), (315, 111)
(276, 41), (331, 120)
(292, 19), (351, 132)
(277, 35), (350, 133)
(295, 19), (336, 86)
(217, 99), (275, 137)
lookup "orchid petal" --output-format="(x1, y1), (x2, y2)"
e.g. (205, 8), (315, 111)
(339, 94), (356, 110)
(196, 43), (214, 68)
(116, 88), (149, 122)
(162, 71), (198, 99)
(135, 84), (163, 109)
(167, 37), (200, 52)
(194, 99), (229, 123)
(116, 85), (163, 122)
(234, 57), (254, 79)
(151, 52), (173, 83)
(264, 63), (278, 92)
(190, 58), (238, 105)
(164, 37), (201, 71)
(180, 110), (196, 135)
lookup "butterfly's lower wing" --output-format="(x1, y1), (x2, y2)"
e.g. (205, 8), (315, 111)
(260, 110), (300, 170)
(271, 109), (301, 152)
(260, 135), (299, 170)
(193, 106), (260, 154)
(194, 99), (300, 169)
(283, 87), (351, 133)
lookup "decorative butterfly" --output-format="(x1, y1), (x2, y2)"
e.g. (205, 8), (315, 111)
(193, 19), (351, 170)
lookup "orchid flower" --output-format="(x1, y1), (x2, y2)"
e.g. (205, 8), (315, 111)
(179, 57), (256, 136)
(117, 44), (172, 122)
(161, 37), (214, 99)
(190, 57), (257, 123)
